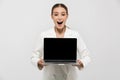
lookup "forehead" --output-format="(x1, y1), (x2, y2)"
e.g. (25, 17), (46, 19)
(53, 7), (67, 13)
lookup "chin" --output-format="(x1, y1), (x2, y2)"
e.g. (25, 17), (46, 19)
(56, 26), (64, 30)
(56, 24), (65, 28)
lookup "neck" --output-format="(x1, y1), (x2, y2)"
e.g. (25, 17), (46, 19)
(55, 26), (66, 34)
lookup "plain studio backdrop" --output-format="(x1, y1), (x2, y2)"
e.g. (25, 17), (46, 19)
(0, 0), (120, 80)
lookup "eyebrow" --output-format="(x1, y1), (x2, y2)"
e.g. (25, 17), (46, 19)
(53, 12), (66, 14)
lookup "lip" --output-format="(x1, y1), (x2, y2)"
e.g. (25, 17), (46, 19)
(57, 21), (63, 25)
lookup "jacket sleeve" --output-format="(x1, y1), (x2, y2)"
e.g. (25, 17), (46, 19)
(31, 34), (43, 69)
(77, 32), (91, 68)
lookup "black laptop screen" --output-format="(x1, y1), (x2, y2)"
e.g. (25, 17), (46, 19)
(44, 38), (77, 62)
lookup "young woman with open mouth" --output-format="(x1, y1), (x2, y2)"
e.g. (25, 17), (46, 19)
(31, 3), (91, 80)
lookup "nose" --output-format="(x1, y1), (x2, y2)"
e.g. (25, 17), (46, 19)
(58, 14), (62, 20)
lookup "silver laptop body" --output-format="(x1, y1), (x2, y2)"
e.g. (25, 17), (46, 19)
(43, 38), (77, 65)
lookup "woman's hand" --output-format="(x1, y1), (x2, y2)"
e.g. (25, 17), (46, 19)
(37, 59), (44, 70)
(77, 60), (84, 69)
(72, 60), (84, 69)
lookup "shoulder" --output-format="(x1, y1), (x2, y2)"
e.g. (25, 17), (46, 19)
(40, 28), (54, 37)
(67, 27), (80, 36)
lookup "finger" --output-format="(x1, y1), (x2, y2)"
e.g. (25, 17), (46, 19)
(77, 60), (80, 63)
(40, 60), (44, 63)
(77, 60), (82, 64)
(72, 63), (80, 66)
(43, 64), (48, 66)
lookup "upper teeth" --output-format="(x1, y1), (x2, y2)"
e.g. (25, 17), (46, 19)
(57, 22), (63, 24)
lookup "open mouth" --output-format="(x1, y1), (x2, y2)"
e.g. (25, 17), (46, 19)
(57, 21), (63, 24)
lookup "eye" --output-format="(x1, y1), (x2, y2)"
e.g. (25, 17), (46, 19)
(53, 14), (58, 16)
(62, 13), (66, 16)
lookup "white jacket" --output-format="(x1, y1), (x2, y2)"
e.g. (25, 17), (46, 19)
(31, 27), (91, 80)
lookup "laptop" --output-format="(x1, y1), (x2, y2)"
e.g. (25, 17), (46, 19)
(43, 38), (77, 65)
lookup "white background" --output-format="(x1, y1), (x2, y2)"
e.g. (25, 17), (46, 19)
(0, 0), (120, 80)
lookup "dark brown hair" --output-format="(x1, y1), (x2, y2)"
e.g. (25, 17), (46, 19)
(51, 3), (68, 15)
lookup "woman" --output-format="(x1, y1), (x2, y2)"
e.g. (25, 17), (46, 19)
(31, 3), (91, 80)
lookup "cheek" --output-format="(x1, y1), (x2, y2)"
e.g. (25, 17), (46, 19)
(52, 18), (56, 22)
(63, 16), (68, 20)
(52, 17), (57, 21)
(63, 18), (67, 22)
